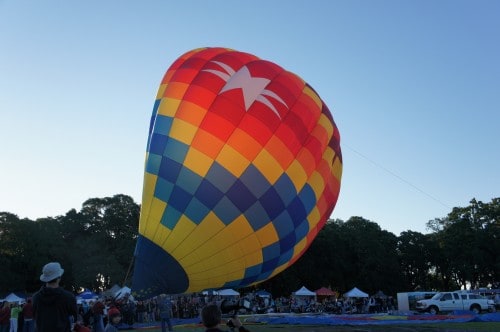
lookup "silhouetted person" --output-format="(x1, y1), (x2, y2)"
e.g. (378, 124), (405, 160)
(33, 262), (77, 332)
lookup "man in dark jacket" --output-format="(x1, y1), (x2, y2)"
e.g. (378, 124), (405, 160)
(32, 262), (77, 332)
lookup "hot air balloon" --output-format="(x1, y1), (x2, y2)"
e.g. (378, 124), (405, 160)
(131, 47), (342, 299)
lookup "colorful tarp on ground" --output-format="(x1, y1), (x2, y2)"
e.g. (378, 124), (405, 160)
(245, 312), (500, 325)
(128, 312), (500, 330)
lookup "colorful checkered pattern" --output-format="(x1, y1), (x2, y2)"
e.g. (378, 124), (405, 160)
(132, 48), (342, 298)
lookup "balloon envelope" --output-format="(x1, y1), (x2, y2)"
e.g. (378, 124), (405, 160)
(132, 47), (342, 299)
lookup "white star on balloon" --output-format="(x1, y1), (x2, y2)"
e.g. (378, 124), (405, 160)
(203, 61), (288, 119)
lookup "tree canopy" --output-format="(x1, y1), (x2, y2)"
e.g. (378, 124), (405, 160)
(1, 195), (498, 297)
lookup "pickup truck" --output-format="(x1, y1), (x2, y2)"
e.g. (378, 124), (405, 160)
(415, 291), (495, 314)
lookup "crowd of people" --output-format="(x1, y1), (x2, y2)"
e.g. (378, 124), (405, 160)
(1, 261), (405, 332)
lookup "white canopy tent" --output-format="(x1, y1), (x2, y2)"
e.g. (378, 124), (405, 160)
(293, 286), (316, 296)
(115, 286), (134, 301)
(218, 288), (240, 296)
(344, 287), (369, 298)
(1, 293), (25, 303)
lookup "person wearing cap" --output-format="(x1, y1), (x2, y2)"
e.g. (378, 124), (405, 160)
(104, 307), (121, 332)
(32, 262), (77, 332)
(158, 295), (174, 332)
(201, 304), (250, 332)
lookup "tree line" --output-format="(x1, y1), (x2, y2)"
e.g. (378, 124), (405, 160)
(0, 195), (498, 297)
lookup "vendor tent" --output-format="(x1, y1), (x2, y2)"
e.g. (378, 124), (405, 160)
(77, 289), (99, 300)
(315, 287), (336, 297)
(293, 286), (316, 296)
(344, 287), (369, 298)
(218, 288), (240, 296)
(202, 290), (219, 296)
(103, 284), (121, 298)
(1, 293), (24, 303)
(115, 286), (132, 300)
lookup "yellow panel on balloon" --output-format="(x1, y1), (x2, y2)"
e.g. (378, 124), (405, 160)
(308, 171), (325, 199)
(255, 222), (278, 248)
(139, 172), (157, 233)
(307, 207), (321, 229)
(155, 84), (167, 99)
(173, 212), (225, 260)
(142, 198), (166, 239)
(244, 249), (263, 268)
(322, 147), (335, 165)
(332, 156), (343, 181)
(201, 215), (253, 253)
(253, 149), (283, 185)
(292, 237), (308, 260)
(169, 118), (197, 145)
(286, 159), (307, 193)
(269, 263), (289, 279)
(153, 225), (172, 249)
(162, 215), (196, 250)
(318, 113), (334, 138)
(216, 144), (251, 178)
(157, 98), (181, 117)
(183, 147), (214, 178)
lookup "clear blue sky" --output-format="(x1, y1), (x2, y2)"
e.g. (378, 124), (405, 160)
(1, 0), (498, 235)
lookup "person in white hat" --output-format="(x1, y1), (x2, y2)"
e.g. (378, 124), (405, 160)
(32, 262), (77, 332)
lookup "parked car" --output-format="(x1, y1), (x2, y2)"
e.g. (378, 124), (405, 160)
(415, 291), (495, 314)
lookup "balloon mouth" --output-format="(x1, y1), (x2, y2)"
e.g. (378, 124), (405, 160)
(131, 235), (189, 298)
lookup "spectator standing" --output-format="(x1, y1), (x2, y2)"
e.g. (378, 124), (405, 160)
(158, 295), (173, 332)
(21, 299), (34, 332)
(91, 301), (105, 332)
(0, 302), (11, 332)
(32, 262), (77, 332)
(9, 303), (21, 332)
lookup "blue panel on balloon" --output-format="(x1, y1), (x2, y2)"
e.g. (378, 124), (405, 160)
(185, 197), (210, 224)
(195, 179), (224, 210)
(227, 179), (257, 212)
(153, 115), (173, 135)
(154, 177), (174, 203)
(261, 257), (279, 273)
(205, 162), (237, 193)
(239, 164), (271, 198)
(245, 201), (270, 231)
(158, 157), (181, 183)
(161, 205), (182, 230)
(168, 186), (192, 212)
(145, 154), (162, 176)
(177, 167), (203, 195)
(164, 138), (189, 164)
(298, 184), (316, 214)
(213, 197), (240, 225)
(262, 242), (280, 263)
(149, 133), (168, 155)
(260, 186), (285, 219)
(244, 264), (262, 278)
(280, 231), (296, 254)
(295, 220), (309, 242)
(287, 196), (307, 227)
(131, 235), (188, 299)
(272, 210), (294, 238)
(274, 174), (297, 206)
